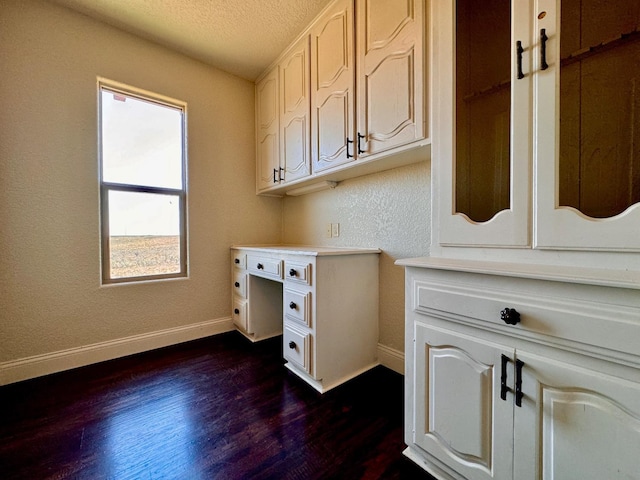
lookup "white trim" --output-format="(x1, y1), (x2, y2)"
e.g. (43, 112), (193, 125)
(0, 317), (234, 386)
(377, 343), (405, 375)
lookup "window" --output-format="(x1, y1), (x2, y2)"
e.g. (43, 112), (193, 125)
(99, 79), (187, 283)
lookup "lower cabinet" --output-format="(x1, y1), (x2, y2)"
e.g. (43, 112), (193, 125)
(401, 261), (640, 480)
(514, 351), (640, 480)
(412, 324), (514, 480)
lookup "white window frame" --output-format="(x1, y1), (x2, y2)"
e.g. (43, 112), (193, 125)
(98, 78), (188, 284)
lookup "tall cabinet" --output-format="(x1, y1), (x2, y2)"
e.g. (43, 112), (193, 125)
(280, 36), (312, 184)
(256, 67), (280, 191)
(401, 0), (640, 478)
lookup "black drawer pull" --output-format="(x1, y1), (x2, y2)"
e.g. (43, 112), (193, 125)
(289, 268), (297, 277)
(500, 308), (521, 325)
(234, 258), (240, 264)
(500, 354), (511, 401)
(357, 133), (366, 154)
(289, 341), (297, 350)
(289, 302), (297, 310)
(257, 263), (264, 270)
(234, 282), (240, 288)
(234, 308), (239, 315)
(516, 40), (524, 79)
(540, 29), (549, 70)
(515, 359), (525, 407)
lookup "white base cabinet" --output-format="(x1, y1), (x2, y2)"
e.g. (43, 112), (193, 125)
(399, 259), (640, 480)
(232, 245), (380, 393)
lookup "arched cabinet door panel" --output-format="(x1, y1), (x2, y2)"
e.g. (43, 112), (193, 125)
(311, 0), (355, 173)
(255, 67), (280, 192)
(413, 323), (515, 480)
(514, 351), (640, 480)
(356, 0), (425, 157)
(433, 0), (531, 248)
(280, 36), (311, 184)
(534, 0), (640, 252)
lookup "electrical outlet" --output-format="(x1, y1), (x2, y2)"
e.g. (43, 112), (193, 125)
(332, 223), (340, 237)
(326, 223), (333, 238)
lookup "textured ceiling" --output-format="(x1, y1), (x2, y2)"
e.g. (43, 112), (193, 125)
(47, 0), (333, 80)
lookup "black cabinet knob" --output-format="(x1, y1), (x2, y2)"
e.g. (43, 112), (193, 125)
(234, 308), (239, 315)
(289, 268), (297, 277)
(500, 308), (521, 325)
(289, 301), (297, 310)
(234, 282), (240, 288)
(289, 341), (296, 349)
(234, 258), (240, 264)
(257, 263), (264, 270)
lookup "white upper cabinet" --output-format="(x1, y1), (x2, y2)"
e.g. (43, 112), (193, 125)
(434, 0), (532, 248)
(310, 0), (355, 173)
(534, 0), (640, 251)
(256, 0), (429, 195)
(256, 67), (280, 192)
(280, 36), (312, 184)
(312, 0), (426, 172)
(356, 0), (426, 157)
(434, 0), (640, 255)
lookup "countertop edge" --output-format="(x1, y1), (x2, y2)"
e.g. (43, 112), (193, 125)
(395, 256), (640, 290)
(232, 245), (382, 256)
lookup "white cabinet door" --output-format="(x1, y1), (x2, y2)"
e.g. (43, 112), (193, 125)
(413, 323), (514, 480)
(310, 0), (355, 173)
(514, 351), (640, 480)
(280, 36), (311, 183)
(534, 0), (640, 252)
(256, 67), (280, 192)
(356, 0), (425, 157)
(433, 0), (532, 248)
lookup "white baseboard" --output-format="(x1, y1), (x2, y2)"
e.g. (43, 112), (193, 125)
(377, 343), (405, 375)
(0, 317), (235, 386)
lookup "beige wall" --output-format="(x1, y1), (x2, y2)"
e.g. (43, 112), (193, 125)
(0, 0), (282, 365)
(283, 161), (431, 351)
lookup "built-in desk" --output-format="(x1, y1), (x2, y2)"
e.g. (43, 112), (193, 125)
(231, 245), (380, 393)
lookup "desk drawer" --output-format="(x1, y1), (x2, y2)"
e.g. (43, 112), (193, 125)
(285, 261), (312, 286)
(233, 272), (247, 298)
(247, 255), (282, 279)
(232, 252), (246, 269)
(284, 325), (311, 374)
(232, 298), (250, 333)
(284, 288), (311, 327)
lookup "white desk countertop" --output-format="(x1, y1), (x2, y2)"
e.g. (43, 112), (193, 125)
(231, 244), (381, 256)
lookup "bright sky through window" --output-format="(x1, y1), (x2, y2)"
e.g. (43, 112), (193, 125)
(99, 81), (187, 283)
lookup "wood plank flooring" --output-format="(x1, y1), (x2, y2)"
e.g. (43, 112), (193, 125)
(0, 332), (435, 479)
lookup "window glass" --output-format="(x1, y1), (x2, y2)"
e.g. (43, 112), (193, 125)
(107, 191), (181, 279)
(101, 91), (183, 189)
(99, 81), (187, 283)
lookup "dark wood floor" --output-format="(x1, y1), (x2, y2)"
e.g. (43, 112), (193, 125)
(0, 331), (435, 480)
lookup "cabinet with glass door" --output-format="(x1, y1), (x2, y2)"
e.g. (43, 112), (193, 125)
(433, 0), (640, 258)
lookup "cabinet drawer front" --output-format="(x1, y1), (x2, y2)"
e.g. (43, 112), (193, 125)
(285, 261), (312, 286)
(284, 288), (311, 327)
(232, 252), (246, 269)
(247, 255), (283, 279)
(412, 278), (640, 361)
(233, 272), (247, 298)
(284, 325), (311, 374)
(232, 298), (249, 333)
